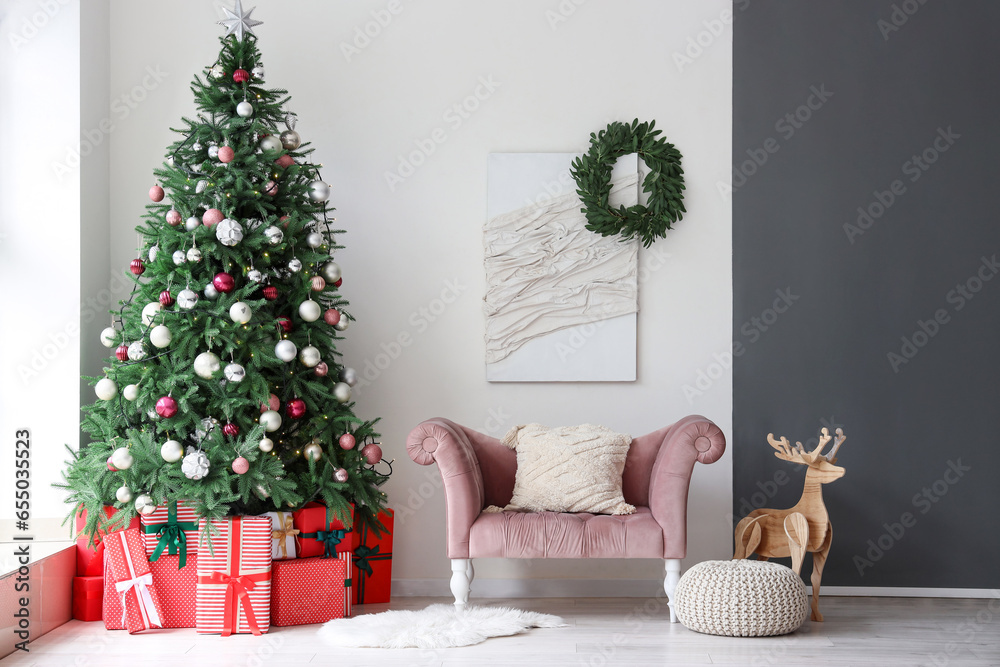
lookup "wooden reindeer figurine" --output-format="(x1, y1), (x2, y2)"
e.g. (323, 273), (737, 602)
(733, 427), (846, 621)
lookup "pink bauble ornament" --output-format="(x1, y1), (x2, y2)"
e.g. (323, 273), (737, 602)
(107, 455), (118, 471)
(310, 276), (326, 292)
(130, 258), (146, 276)
(232, 456), (249, 474)
(202, 208), (224, 226)
(279, 215), (290, 228)
(275, 155), (294, 169)
(286, 399), (306, 420)
(264, 180), (278, 196)
(218, 146), (235, 163)
(277, 316), (293, 333)
(361, 443), (383, 465)
(223, 422), (240, 437)
(155, 395), (178, 418)
(116, 344), (129, 362)
(339, 434), (356, 451)
(323, 309), (341, 326)
(213, 272), (235, 293)
(159, 290), (174, 307)
(149, 185), (164, 202)
(314, 362), (329, 377)
(232, 68), (249, 83)
(333, 468), (349, 483)
(259, 393), (280, 413)
(165, 209), (182, 226)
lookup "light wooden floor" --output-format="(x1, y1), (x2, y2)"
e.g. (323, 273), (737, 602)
(5, 596), (999, 666)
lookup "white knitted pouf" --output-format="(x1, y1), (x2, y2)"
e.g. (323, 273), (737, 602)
(673, 560), (809, 637)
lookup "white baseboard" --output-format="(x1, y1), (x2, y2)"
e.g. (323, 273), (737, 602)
(392, 579), (999, 600)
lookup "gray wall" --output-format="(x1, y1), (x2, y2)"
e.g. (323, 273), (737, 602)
(733, 0), (1000, 588)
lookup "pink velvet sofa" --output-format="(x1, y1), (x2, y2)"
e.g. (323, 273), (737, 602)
(406, 415), (726, 621)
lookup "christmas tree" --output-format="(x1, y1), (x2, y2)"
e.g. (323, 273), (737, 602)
(64, 2), (388, 538)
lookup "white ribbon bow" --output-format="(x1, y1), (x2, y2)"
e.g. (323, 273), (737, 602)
(114, 532), (163, 630)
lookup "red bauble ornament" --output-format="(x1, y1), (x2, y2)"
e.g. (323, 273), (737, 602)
(361, 443), (383, 465)
(202, 208), (224, 226)
(339, 434), (356, 451)
(165, 209), (182, 226)
(149, 185), (165, 202)
(218, 146), (235, 163)
(277, 316), (293, 333)
(232, 456), (250, 474)
(279, 215), (290, 228)
(314, 362), (329, 377)
(130, 258), (146, 276)
(286, 399), (306, 420)
(213, 272), (236, 293)
(262, 286), (278, 300)
(275, 155), (294, 168)
(223, 422), (240, 437)
(323, 308), (341, 326)
(155, 395), (178, 418)
(260, 393), (280, 413)
(334, 278), (343, 288)
(159, 290), (174, 307)
(310, 276), (326, 292)
(116, 344), (130, 362)
(232, 69), (249, 83)
(107, 455), (118, 471)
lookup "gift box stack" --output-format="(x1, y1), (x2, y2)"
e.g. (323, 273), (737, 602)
(72, 507), (139, 622)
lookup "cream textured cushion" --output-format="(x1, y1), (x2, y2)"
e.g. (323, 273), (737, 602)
(674, 560), (809, 637)
(500, 423), (635, 515)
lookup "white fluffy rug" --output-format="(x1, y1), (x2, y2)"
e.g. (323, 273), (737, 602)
(317, 604), (567, 649)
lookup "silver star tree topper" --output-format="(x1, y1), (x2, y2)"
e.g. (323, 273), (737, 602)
(218, 0), (262, 41)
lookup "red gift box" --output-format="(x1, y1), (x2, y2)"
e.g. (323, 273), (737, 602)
(270, 553), (352, 626)
(75, 506), (139, 576)
(141, 500), (200, 568)
(196, 516), (272, 636)
(104, 528), (165, 633)
(105, 554), (198, 629)
(292, 502), (353, 558)
(72, 576), (103, 621)
(351, 509), (393, 605)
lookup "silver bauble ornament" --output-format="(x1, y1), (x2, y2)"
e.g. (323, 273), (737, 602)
(254, 484), (270, 499)
(224, 363), (246, 382)
(236, 101), (254, 117)
(274, 339), (297, 362)
(321, 262), (342, 283)
(247, 269), (264, 283)
(194, 417), (219, 443)
(166, 155), (175, 168)
(340, 367), (359, 387)
(141, 302), (162, 326)
(252, 65), (265, 79)
(204, 283), (220, 300)
(229, 301), (252, 324)
(115, 485), (133, 504)
(181, 448), (210, 480)
(110, 447), (134, 470)
(173, 250), (187, 265)
(208, 145), (220, 159)
(150, 325), (172, 348)
(259, 135), (282, 152)
(308, 180), (331, 203)
(298, 299), (321, 322)
(299, 345), (321, 367)
(100, 327), (117, 347)
(304, 442), (323, 461)
(185, 215), (201, 231)
(259, 410), (282, 432)
(280, 129), (301, 150)
(258, 437), (274, 452)
(123, 383), (140, 401)
(177, 289), (199, 309)
(264, 225), (284, 245)
(306, 232), (324, 248)
(148, 245), (159, 262)
(95, 378), (118, 400)
(135, 494), (157, 516)
(333, 382), (352, 403)
(186, 246), (203, 263)
(160, 439), (184, 463)
(209, 64), (225, 79)
(193, 141), (203, 151)
(287, 258), (302, 273)
(194, 351), (222, 379)
(334, 318), (350, 332)
(216, 218), (244, 246)
(127, 341), (146, 361)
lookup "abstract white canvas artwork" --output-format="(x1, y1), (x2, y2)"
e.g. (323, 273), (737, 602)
(484, 153), (638, 382)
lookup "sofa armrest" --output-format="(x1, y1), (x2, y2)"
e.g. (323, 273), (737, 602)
(648, 415), (726, 559)
(406, 418), (486, 559)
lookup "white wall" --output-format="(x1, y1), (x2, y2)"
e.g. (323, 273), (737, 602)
(103, 0), (733, 592)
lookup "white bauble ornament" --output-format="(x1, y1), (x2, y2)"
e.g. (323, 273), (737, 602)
(193, 141), (203, 151)
(333, 382), (352, 403)
(308, 180), (330, 202)
(110, 447), (134, 470)
(187, 246), (203, 263)
(204, 283), (219, 300)
(287, 258), (302, 273)
(236, 101), (254, 117)
(209, 64), (225, 79)
(123, 383), (140, 401)
(259, 410), (282, 432)
(229, 301), (252, 324)
(100, 327), (117, 347)
(299, 345), (321, 367)
(224, 363), (246, 382)
(252, 65), (265, 79)
(115, 485), (133, 504)
(254, 484), (270, 499)
(127, 341), (146, 361)
(298, 299), (321, 322)
(194, 351), (221, 379)
(95, 378), (118, 400)
(264, 225), (284, 245)
(258, 437), (274, 452)
(135, 494), (157, 516)
(194, 417), (219, 443)
(247, 269), (264, 283)
(150, 325), (172, 348)
(166, 156), (175, 167)
(306, 232), (324, 248)
(160, 439), (184, 463)
(340, 367), (358, 387)
(177, 289), (199, 309)
(334, 319), (350, 332)
(208, 145), (219, 159)
(173, 250), (187, 265)
(185, 216), (201, 231)
(259, 135), (282, 152)
(148, 245), (159, 262)
(304, 442), (323, 461)
(195, 179), (208, 193)
(141, 302), (162, 326)
(321, 262), (342, 283)
(181, 448), (210, 480)
(216, 218), (244, 246)
(274, 339), (297, 362)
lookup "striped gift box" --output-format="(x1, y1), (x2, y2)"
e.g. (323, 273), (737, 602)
(141, 500), (200, 567)
(196, 516), (272, 636)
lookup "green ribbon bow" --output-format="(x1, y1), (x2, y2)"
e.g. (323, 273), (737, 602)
(143, 501), (198, 568)
(353, 544), (380, 577)
(301, 528), (348, 558)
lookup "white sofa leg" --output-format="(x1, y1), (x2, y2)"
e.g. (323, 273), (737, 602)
(451, 559), (471, 609)
(664, 559), (681, 623)
(466, 559), (475, 586)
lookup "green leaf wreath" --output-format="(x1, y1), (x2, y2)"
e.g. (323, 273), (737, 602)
(570, 119), (686, 248)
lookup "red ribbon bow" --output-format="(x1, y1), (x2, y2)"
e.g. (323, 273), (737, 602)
(199, 570), (270, 636)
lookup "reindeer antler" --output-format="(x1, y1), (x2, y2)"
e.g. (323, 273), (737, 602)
(767, 433), (795, 460)
(824, 428), (846, 463)
(768, 427), (845, 465)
